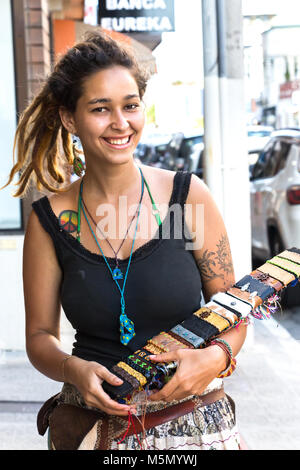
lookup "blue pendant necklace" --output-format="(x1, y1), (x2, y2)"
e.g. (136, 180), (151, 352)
(77, 167), (145, 345)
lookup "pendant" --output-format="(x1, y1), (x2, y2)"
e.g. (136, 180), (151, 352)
(112, 267), (123, 280)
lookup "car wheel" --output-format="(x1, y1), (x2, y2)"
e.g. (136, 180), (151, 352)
(269, 229), (284, 257)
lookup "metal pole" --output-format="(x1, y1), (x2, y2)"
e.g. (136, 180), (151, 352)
(216, 0), (252, 279)
(201, 0), (224, 214)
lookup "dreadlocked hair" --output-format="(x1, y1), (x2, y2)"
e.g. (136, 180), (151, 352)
(0, 31), (149, 197)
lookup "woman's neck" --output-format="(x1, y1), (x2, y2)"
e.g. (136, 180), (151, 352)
(81, 160), (142, 205)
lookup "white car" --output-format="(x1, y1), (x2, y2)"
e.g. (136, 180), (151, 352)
(250, 128), (300, 306)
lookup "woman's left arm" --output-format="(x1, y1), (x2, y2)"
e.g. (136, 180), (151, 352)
(149, 175), (247, 402)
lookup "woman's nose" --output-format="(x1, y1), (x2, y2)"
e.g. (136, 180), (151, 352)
(111, 109), (129, 131)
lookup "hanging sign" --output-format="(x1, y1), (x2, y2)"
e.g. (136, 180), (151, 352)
(98, 0), (175, 33)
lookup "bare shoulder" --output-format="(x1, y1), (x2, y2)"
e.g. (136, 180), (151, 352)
(186, 173), (213, 205)
(47, 179), (80, 219)
(139, 164), (177, 202)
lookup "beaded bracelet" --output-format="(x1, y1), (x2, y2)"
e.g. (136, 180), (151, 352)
(208, 339), (236, 379)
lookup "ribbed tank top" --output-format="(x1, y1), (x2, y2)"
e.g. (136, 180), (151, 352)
(31, 171), (203, 369)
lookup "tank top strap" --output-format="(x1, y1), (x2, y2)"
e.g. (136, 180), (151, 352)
(31, 196), (63, 269)
(171, 171), (193, 208)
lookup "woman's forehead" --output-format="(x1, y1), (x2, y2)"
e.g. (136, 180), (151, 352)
(81, 66), (139, 101)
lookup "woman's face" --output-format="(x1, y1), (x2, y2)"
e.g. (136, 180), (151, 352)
(70, 66), (145, 166)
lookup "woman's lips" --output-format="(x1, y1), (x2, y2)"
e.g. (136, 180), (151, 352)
(102, 134), (133, 149)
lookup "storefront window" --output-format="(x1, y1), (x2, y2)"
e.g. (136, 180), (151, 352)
(0, 0), (22, 231)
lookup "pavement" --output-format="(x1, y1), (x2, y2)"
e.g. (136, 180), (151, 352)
(1, 308), (300, 450)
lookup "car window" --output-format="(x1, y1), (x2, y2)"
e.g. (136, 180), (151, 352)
(251, 139), (291, 179)
(251, 141), (274, 179)
(179, 136), (203, 160)
(262, 140), (291, 177)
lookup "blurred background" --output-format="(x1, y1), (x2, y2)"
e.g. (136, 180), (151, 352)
(0, 0), (300, 450)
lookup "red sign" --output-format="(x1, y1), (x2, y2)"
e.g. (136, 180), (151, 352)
(280, 80), (300, 100)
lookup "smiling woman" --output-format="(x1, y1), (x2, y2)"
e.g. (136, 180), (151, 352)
(1, 31), (246, 451)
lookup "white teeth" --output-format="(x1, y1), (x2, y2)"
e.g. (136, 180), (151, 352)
(106, 136), (130, 145)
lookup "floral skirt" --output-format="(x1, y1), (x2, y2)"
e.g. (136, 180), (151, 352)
(48, 379), (240, 451)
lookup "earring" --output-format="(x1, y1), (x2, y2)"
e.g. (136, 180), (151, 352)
(72, 137), (86, 177)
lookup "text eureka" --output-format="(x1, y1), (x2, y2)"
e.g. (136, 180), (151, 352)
(102, 0), (173, 32)
(102, 453), (198, 466)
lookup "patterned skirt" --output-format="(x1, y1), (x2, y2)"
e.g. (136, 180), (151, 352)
(48, 378), (240, 451)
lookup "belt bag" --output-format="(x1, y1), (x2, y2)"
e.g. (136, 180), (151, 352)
(38, 387), (226, 450)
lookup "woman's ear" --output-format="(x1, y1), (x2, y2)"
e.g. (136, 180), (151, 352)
(59, 107), (77, 135)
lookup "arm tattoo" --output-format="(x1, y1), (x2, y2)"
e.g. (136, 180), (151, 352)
(196, 234), (234, 286)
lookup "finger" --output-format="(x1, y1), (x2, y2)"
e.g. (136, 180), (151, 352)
(148, 352), (179, 363)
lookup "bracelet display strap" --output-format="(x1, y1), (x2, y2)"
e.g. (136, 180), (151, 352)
(267, 257), (300, 278)
(278, 249), (300, 265)
(102, 246), (300, 401)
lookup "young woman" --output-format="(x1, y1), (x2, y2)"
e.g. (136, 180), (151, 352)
(2, 32), (247, 450)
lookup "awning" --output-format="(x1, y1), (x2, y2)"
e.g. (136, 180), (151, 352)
(52, 19), (157, 75)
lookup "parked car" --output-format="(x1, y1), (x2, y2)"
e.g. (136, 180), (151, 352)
(249, 128), (300, 306)
(163, 131), (204, 175)
(247, 125), (274, 152)
(134, 134), (173, 168)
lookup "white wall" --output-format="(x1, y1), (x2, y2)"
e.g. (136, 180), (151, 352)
(0, 236), (25, 350)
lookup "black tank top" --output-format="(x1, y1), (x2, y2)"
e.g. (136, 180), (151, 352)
(32, 171), (203, 369)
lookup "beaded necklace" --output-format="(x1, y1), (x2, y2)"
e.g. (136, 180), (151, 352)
(77, 167), (145, 346)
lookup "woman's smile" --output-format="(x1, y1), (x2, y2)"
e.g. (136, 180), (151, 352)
(101, 133), (134, 149)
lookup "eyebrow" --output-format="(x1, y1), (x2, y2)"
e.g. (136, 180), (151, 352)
(87, 94), (140, 105)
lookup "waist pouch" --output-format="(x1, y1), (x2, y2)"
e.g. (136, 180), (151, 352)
(37, 386), (226, 450)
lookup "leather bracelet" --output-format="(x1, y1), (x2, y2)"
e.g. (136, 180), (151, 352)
(250, 270), (283, 292)
(257, 263), (296, 286)
(150, 332), (192, 352)
(278, 249), (300, 265)
(144, 343), (165, 355)
(267, 257), (300, 277)
(170, 324), (205, 348)
(112, 365), (140, 389)
(181, 315), (219, 340)
(205, 301), (238, 325)
(227, 286), (263, 309)
(168, 330), (197, 348)
(193, 308), (231, 332)
(211, 292), (253, 318)
(117, 362), (147, 387)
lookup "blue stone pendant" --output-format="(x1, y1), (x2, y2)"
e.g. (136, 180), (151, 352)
(112, 267), (123, 280)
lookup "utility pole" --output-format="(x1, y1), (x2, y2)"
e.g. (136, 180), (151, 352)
(202, 0), (252, 280)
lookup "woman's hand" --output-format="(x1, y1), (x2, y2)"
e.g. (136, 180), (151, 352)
(64, 356), (136, 416)
(148, 346), (227, 402)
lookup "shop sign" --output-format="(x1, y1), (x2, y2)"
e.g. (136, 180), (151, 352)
(98, 0), (174, 33)
(280, 80), (300, 100)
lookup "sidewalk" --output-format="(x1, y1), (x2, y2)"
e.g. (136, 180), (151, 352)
(1, 313), (300, 450)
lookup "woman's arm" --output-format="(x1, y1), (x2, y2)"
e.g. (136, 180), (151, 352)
(24, 209), (135, 416)
(149, 175), (247, 402)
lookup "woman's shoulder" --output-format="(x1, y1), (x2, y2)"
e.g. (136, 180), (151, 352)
(46, 179), (80, 219)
